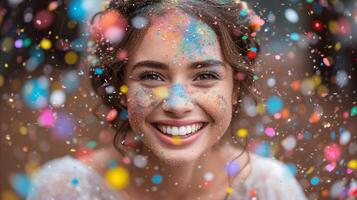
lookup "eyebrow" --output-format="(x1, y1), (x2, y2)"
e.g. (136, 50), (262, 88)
(131, 59), (226, 71)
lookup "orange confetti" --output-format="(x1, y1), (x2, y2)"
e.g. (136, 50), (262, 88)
(321, 190), (329, 198)
(309, 112), (321, 123)
(281, 108), (290, 118)
(290, 80), (301, 91)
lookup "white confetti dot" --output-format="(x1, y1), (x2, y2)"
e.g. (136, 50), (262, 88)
(281, 136), (297, 151)
(336, 70), (348, 87)
(285, 8), (299, 23)
(204, 171), (214, 181)
(133, 154), (148, 168)
(132, 16), (148, 29)
(267, 77), (276, 87)
(339, 130), (351, 145)
(50, 90), (66, 107)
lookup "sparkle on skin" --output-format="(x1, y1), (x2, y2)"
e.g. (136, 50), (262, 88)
(149, 10), (217, 62)
(166, 84), (191, 106)
(181, 19), (216, 59)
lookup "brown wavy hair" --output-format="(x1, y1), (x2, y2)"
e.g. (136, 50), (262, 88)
(89, 0), (260, 155)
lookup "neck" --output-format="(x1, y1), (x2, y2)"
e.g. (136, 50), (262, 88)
(128, 141), (248, 199)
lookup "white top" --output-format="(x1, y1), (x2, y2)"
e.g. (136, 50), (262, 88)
(26, 154), (307, 200)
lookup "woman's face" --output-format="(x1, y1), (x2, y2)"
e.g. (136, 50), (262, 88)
(124, 9), (236, 165)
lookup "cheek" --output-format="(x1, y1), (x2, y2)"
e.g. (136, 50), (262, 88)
(126, 86), (160, 126)
(190, 88), (233, 124)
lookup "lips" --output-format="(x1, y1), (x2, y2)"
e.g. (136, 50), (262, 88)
(152, 119), (208, 126)
(152, 122), (208, 138)
(150, 122), (209, 146)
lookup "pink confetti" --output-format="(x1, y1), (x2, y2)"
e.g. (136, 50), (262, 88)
(38, 109), (55, 128)
(325, 163), (336, 172)
(346, 168), (353, 174)
(323, 57), (331, 67)
(324, 143), (341, 162)
(264, 127), (275, 137)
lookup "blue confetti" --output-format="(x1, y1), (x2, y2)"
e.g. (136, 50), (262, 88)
(119, 109), (128, 120)
(21, 77), (49, 109)
(94, 67), (104, 75)
(71, 178), (79, 186)
(152, 174), (163, 184)
(266, 95), (283, 115)
(290, 32), (300, 41)
(311, 177), (319, 185)
(11, 173), (31, 198)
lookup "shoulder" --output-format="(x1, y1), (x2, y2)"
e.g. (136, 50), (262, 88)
(26, 155), (120, 200)
(244, 153), (307, 200)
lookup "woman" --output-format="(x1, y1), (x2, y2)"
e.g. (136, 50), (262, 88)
(27, 0), (307, 199)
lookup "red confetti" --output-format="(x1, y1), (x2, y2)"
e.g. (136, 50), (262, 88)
(106, 109), (118, 122)
(247, 51), (257, 59)
(312, 20), (323, 31)
(33, 10), (54, 30)
(249, 188), (257, 197)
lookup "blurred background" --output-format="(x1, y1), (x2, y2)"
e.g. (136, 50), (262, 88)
(0, 0), (356, 199)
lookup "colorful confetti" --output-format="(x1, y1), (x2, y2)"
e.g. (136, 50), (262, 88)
(0, 0), (355, 200)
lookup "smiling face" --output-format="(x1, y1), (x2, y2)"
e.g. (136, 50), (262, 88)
(123, 9), (237, 165)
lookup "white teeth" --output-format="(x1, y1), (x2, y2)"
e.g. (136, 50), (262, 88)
(172, 127), (179, 135)
(156, 123), (204, 136)
(178, 127), (186, 135)
(187, 126), (192, 133)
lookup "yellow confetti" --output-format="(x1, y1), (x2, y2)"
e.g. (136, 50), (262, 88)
(236, 128), (248, 138)
(1, 190), (18, 200)
(226, 187), (235, 194)
(120, 85), (128, 94)
(317, 85), (329, 97)
(307, 166), (315, 174)
(256, 103), (265, 115)
(40, 38), (52, 50)
(153, 86), (169, 99)
(19, 126), (27, 135)
(64, 51), (78, 65)
(334, 42), (341, 51)
(311, 75), (321, 87)
(0, 74), (4, 88)
(328, 20), (338, 34)
(347, 160), (357, 169)
(105, 166), (130, 189)
(171, 136), (182, 145)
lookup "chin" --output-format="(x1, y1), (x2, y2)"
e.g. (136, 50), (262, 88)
(152, 148), (203, 166)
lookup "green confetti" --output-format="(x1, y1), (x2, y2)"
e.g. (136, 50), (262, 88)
(351, 106), (357, 117)
(87, 141), (97, 149)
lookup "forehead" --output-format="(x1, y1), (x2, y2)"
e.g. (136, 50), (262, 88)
(130, 9), (223, 64)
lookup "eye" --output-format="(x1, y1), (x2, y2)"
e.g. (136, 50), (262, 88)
(139, 71), (165, 81)
(194, 71), (220, 81)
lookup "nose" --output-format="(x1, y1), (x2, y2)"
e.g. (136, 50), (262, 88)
(161, 84), (194, 117)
